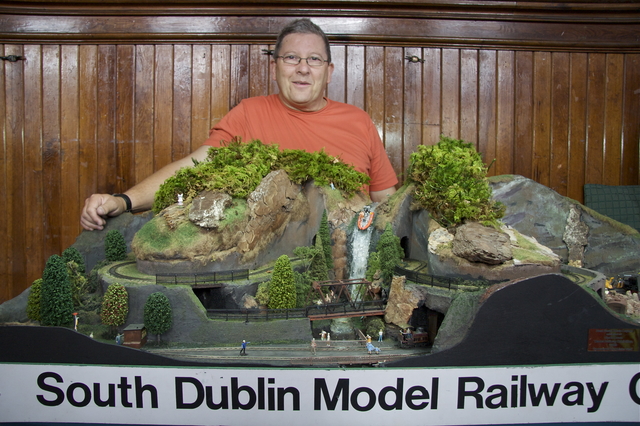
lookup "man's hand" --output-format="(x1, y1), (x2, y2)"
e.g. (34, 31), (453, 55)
(80, 194), (127, 231)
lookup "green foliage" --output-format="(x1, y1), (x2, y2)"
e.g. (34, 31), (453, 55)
(376, 224), (404, 285)
(144, 292), (173, 340)
(67, 261), (88, 308)
(153, 140), (370, 212)
(268, 255), (296, 310)
(293, 271), (312, 308)
(105, 229), (127, 262)
(366, 317), (385, 338)
(365, 251), (381, 282)
(62, 247), (85, 274)
(318, 210), (333, 270)
(101, 283), (129, 328)
(26, 278), (42, 322)
(408, 135), (505, 227)
(255, 282), (270, 307)
(40, 255), (74, 327)
(310, 238), (329, 282)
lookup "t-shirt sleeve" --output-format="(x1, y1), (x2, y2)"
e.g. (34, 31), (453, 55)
(203, 102), (248, 147)
(367, 121), (399, 192)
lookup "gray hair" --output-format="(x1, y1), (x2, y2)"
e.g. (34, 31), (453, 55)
(274, 18), (331, 63)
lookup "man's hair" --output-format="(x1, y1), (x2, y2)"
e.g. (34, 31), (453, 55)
(274, 18), (331, 63)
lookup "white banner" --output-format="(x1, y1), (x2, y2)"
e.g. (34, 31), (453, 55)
(1, 363), (639, 425)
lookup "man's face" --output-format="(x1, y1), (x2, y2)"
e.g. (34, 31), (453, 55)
(271, 33), (334, 112)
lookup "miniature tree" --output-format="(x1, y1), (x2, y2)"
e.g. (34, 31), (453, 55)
(40, 254), (74, 327)
(62, 246), (85, 274)
(143, 292), (173, 343)
(67, 260), (88, 308)
(101, 283), (129, 335)
(268, 255), (296, 310)
(105, 229), (127, 262)
(318, 210), (333, 270)
(309, 237), (329, 282)
(376, 224), (404, 285)
(26, 278), (42, 322)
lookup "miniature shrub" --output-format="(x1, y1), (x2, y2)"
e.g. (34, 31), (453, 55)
(40, 254), (74, 327)
(376, 224), (404, 285)
(255, 282), (270, 307)
(67, 261), (88, 308)
(105, 229), (127, 262)
(318, 210), (333, 270)
(310, 238), (329, 282)
(101, 283), (129, 331)
(268, 255), (296, 310)
(365, 251), (381, 282)
(26, 278), (42, 322)
(408, 135), (504, 227)
(62, 247), (85, 274)
(153, 139), (370, 213)
(366, 317), (385, 338)
(143, 292), (173, 343)
(293, 271), (312, 308)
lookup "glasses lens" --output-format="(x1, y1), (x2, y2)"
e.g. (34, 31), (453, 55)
(307, 56), (325, 67)
(282, 55), (299, 65)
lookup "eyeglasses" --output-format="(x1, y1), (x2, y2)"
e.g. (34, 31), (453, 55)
(277, 55), (329, 67)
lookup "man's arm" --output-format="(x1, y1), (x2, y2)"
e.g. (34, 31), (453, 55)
(370, 186), (396, 203)
(80, 145), (211, 231)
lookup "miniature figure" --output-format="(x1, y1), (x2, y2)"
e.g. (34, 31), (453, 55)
(366, 342), (381, 354)
(378, 329), (383, 342)
(310, 338), (317, 355)
(240, 339), (249, 356)
(326, 332), (331, 346)
(177, 193), (184, 206)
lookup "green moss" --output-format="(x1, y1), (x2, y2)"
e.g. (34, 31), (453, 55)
(135, 218), (204, 253)
(407, 136), (504, 227)
(153, 140), (369, 213)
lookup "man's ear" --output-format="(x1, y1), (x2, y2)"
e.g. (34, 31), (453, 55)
(326, 62), (335, 84)
(270, 60), (277, 81)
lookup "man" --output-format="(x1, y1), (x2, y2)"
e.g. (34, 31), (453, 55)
(81, 18), (397, 231)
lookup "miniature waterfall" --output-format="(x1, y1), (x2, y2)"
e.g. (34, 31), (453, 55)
(349, 205), (376, 279)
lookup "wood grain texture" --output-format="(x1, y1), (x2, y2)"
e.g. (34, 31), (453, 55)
(1, 3), (639, 302)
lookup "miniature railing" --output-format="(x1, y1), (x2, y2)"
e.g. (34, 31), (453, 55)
(156, 269), (249, 286)
(395, 266), (484, 290)
(206, 299), (387, 322)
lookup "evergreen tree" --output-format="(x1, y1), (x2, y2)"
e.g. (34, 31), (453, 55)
(40, 254), (74, 327)
(309, 238), (329, 282)
(318, 210), (333, 269)
(376, 224), (404, 285)
(105, 229), (127, 262)
(144, 292), (173, 343)
(268, 255), (296, 310)
(62, 247), (85, 274)
(26, 278), (42, 322)
(101, 283), (129, 333)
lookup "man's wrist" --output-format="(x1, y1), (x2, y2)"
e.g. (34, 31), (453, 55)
(112, 193), (132, 213)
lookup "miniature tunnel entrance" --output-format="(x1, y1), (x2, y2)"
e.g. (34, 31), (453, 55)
(409, 305), (445, 345)
(400, 236), (410, 259)
(193, 286), (225, 310)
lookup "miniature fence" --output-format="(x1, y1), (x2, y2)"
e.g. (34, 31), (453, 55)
(206, 299), (387, 322)
(395, 266), (471, 290)
(155, 269), (249, 287)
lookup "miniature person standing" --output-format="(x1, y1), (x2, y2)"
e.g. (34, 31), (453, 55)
(320, 330), (327, 341)
(326, 332), (331, 346)
(378, 329), (383, 342)
(240, 340), (249, 356)
(310, 338), (317, 355)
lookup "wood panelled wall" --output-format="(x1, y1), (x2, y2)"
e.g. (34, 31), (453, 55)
(1, 1), (640, 302)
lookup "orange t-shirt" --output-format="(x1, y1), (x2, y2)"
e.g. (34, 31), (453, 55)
(203, 94), (398, 192)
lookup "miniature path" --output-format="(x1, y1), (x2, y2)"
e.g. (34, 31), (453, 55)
(145, 341), (431, 367)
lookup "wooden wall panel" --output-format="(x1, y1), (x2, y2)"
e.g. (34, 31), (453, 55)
(1, 41), (640, 303)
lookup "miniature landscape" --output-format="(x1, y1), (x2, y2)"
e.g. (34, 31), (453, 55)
(1, 137), (639, 367)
